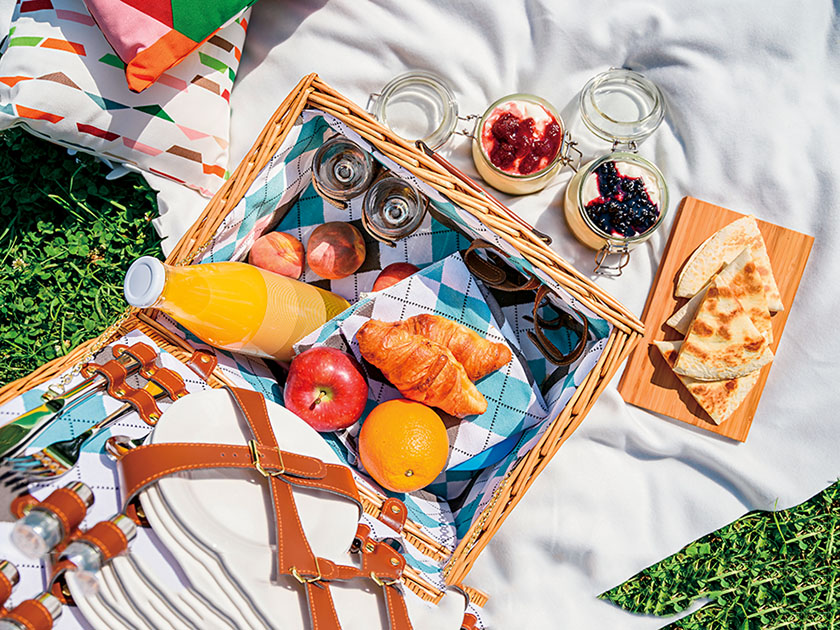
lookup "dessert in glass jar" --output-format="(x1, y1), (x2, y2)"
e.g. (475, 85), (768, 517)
(471, 93), (566, 195)
(564, 153), (668, 267)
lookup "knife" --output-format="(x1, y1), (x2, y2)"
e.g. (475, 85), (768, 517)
(0, 353), (140, 459)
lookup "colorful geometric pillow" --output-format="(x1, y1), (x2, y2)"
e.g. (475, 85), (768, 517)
(84, 0), (257, 92)
(0, 0), (250, 197)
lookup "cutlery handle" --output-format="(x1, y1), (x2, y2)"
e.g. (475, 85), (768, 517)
(0, 354), (142, 460)
(88, 382), (169, 437)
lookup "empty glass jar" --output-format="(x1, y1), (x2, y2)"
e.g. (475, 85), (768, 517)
(563, 68), (669, 275)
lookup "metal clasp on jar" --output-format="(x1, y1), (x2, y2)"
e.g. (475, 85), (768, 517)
(594, 241), (631, 276)
(560, 132), (582, 172)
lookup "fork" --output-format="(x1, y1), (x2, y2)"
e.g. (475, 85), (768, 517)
(5, 381), (170, 479)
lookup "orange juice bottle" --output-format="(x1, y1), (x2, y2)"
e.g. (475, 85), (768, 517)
(123, 257), (349, 362)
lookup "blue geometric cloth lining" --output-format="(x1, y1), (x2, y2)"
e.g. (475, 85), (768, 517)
(180, 108), (613, 578)
(294, 253), (549, 483)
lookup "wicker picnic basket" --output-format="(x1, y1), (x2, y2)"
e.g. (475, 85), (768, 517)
(0, 74), (644, 601)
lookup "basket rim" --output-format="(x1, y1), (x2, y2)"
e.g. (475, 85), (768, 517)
(0, 73), (644, 592)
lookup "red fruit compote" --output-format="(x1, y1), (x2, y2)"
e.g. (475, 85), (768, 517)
(472, 94), (565, 194)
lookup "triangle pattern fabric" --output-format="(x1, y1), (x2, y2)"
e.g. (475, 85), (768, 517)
(121, 0), (174, 27)
(674, 273), (773, 380)
(176, 124), (210, 140)
(134, 104), (174, 122)
(654, 340), (759, 425)
(37, 71), (81, 90)
(171, 0), (252, 43)
(85, 92), (129, 111)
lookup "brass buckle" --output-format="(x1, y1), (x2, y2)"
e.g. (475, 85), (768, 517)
(370, 572), (400, 587)
(291, 559), (322, 584)
(248, 440), (286, 477)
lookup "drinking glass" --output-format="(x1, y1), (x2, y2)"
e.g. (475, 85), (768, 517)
(362, 176), (427, 243)
(311, 136), (376, 203)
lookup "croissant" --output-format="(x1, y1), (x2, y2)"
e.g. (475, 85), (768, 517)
(356, 319), (487, 418)
(396, 314), (512, 381)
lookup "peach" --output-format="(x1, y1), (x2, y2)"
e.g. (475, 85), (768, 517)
(307, 222), (366, 280)
(372, 262), (420, 291)
(248, 231), (305, 279)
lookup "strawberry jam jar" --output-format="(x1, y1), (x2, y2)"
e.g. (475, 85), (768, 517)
(563, 69), (668, 275)
(471, 94), (570, 195)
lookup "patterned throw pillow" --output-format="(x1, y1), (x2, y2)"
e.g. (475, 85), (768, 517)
(83, 0), (257, 92)
(0, 0), (249, 196)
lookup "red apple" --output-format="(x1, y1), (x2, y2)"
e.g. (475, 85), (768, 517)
(284, 347), (368, 432)
(372, 262), (420, 291)
(248, 231), (305, 279)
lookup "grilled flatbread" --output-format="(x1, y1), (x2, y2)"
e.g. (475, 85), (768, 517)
(667, 282), (709, 336)
(673, 273), (774, 380)
(654, 340), (759, 424)
(676, 216), (783, 312)
(667, 249), (773, 344)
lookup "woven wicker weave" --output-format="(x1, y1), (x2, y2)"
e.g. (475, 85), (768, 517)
(0, 74), (643, 596)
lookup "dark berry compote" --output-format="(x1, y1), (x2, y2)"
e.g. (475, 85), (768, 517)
(581, 160), (661, 238)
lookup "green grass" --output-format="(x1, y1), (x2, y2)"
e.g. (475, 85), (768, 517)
(0, 129), (837, 627)
(0, 128), (161, 385)
(602, 483), (839, 628)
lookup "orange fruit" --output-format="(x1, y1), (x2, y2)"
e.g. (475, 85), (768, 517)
(358, 399), (449, 493)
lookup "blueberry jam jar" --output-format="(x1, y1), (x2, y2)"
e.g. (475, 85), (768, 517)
(563, 68), (668, 275)
(564, 153), (668, 255)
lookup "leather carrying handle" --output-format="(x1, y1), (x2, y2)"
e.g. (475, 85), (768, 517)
(464, 240), (589, 366)
(526, 285), (589, 366)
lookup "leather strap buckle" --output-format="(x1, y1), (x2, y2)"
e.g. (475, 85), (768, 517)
(248, 440), (286, 477)
(370, 572), (400, 587)
(291, 559), (323, 584)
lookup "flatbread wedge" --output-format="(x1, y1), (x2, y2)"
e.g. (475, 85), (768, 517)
(667, 248), (773, 344)
(675, 215), (783, 312)
(654, 340), (760, 424)
(673, 273), (774, 380)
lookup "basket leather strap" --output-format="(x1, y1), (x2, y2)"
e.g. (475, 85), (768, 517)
(4, 599), (54, 630)
(117, 387), (414, 630)
(37, 488), (88, 540)
(464, 240), (542, 292)
(225, 388), (412, 630)
(0, 569), (13, 611)
(464, 240), (589, 365)
(49, 520), (132, 604)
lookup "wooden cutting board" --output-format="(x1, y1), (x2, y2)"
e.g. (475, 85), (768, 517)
(618, 197), (813, 441)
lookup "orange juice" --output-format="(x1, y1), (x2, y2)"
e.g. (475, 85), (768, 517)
(124, 258), (349, 361)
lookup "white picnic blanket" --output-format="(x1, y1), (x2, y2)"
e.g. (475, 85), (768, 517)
(9, 1), (840, 628)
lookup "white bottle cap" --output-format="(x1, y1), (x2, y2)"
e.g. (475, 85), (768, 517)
(124, 256), (166, 308)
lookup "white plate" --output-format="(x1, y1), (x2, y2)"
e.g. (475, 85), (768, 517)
(140, 483), (269, 629)
(152, 390), (465, 630)
(152, 389), (360, 561)
(65, 570), (140, 630)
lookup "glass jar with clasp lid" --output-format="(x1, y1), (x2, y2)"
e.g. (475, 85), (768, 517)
(563, 68), (669, 276)
(369, 71), (580, 196)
